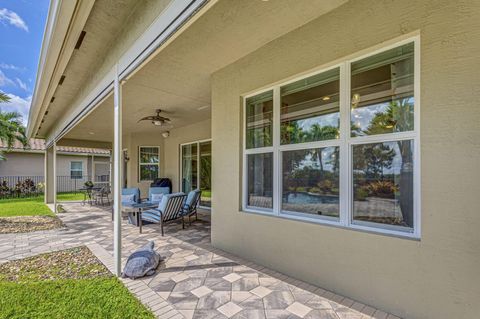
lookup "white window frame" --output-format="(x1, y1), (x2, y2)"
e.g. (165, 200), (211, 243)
(138, 146), (160, 182)
(180, 139), (212, 209)
(242, 35), (421, 239)
(70, 161), (83, 179)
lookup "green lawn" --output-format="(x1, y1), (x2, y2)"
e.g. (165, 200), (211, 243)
(0, 197), (53, 217)
(57, 191), (85, 201)
(0, 278), (154, 319)
(0, 247), (154, 319)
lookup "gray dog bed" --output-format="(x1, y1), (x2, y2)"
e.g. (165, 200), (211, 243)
(122, 241), (161, 279)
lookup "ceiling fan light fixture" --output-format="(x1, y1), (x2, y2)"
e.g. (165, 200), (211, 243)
(153, 120), (163, 126)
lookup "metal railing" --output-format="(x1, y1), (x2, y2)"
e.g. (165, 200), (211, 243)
(0, 175), (110, 200)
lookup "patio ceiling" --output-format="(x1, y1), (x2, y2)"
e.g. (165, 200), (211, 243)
(61, 0), (348, 143)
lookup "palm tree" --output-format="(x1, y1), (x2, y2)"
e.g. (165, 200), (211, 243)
(0, 97), (28, 160)
(0, 91), (10, 103)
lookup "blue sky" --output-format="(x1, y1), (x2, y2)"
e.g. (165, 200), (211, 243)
(0, 0), (49, 125)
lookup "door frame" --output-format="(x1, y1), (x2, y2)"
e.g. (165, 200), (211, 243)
(180, 138), (212, 209)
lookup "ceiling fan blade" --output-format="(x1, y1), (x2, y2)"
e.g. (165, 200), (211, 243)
(137, 116), (154, 122)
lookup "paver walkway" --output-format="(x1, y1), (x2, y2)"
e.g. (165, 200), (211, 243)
(0, 203), (399, 319)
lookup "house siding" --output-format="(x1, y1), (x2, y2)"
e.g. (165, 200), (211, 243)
(211, 0), (480, 318)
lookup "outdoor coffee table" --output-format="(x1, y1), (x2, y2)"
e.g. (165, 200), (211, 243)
(128, 202), (158, 233)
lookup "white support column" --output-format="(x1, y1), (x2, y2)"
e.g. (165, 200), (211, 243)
(113, 64), (123, 277)
(53, 140), (57, 213)
(45, 143), (56, 206)
(91, 154), (95, 182)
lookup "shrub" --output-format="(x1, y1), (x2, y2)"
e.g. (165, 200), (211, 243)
(366, 180), (398, 198)
(317, 179), (334, 194)
(355, 187), (369, 201)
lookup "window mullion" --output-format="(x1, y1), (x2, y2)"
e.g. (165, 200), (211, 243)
(273, 86), (281, 216)
(339, 62), (350, 227)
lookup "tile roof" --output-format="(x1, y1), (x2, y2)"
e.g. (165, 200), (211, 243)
(0, 138), (110, 155)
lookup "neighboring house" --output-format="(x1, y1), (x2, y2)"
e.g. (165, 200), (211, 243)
(0, 139), (110, 192)
(25, 1), (479, 318)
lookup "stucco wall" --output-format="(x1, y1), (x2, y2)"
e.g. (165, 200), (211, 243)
(125, 132), (165, 196)
(0, 152), (95, 177)
(211, 1), (480, 318)
(163, 119), (211, 192)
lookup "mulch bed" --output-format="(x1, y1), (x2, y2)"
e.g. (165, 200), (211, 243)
(0, 246), (111, 282)
(0, 216), (65, 234)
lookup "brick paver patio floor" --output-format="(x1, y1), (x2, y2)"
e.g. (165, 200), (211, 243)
(0, 203), (399, 319)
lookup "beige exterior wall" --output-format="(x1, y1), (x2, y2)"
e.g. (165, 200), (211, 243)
(0, 152), (105, 177)
(124, 132), (165, 196)
(211, 1), (480, 318)
(0, 152), (44, 176)
(124, 119), (211, 196)
(164, 119), (211, 192)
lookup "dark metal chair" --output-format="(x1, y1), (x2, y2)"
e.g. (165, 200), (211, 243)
(141, 193), (187, 236)
(182, 189), (202, 225)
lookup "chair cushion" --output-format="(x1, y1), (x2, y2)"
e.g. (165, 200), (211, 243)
(142, 209), (163, 223)
(157, 192), (186, 212)
(122, 194), (135, 204)
(151, 193), (164, 203)
(122, 241), (161, 279)
(122, 188), (140, 203)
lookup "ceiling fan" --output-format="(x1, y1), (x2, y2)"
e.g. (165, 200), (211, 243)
(138, 109), (172, 127)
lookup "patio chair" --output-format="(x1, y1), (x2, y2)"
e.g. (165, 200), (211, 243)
(93, 185), (110, 206)
(146, 186), (170, 204)
(112, 187), (141, 220)
(182, 189), (202, 225)
(122, 187), (141, 205)
(141, 193), (188, 236)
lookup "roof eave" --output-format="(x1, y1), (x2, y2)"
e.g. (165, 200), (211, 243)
(27, 0), (95, 139)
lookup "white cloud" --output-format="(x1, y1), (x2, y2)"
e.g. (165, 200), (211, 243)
(0, 93), (32, 125)
(0, 8), (28, 32)
(15, 78), (28, 91)
(0, 63), (24, 71)
(0, 70), (15, 87)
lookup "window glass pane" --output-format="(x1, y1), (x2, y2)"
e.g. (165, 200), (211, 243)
(282, 147), (339, 218)
(247, 153), (273, 209)
(71, 162), (83, 179)
(140, 147), (159, 163)
(352, 140), (414, 229)
(281, 68), (340, 144)
(351, 42), (414, 137)
(181, 144), (198, 193)
(140, 165), (159, 181)
(199, 141), (212, 207)
(246, 91), (273, 149)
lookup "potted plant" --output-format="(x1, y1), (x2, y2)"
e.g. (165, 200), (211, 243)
(84, 181), (94, 189)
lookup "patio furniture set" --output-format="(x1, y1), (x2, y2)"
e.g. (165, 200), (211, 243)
(121, 186), (202, 236)
(80, 185), (111, 206)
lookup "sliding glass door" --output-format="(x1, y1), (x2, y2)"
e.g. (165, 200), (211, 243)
(181, 140), (212, 208)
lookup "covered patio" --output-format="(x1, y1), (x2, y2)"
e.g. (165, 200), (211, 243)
(0, 202), (393, 319)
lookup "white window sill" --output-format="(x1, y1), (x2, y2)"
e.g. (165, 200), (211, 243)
(242, 208), (420, 241)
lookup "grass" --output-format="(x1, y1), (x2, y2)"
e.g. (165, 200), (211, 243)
(0, 247), (154, 319)
(0, 278), (154, 319)
(0, 197), (53, 217)
(57, 191), (85, 201)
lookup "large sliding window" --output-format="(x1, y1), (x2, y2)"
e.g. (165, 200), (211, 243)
(181, 140), (212, 208)
(243, 37), (420, 238)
